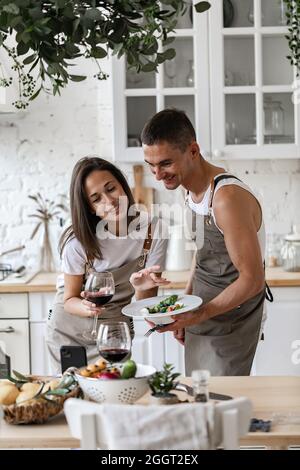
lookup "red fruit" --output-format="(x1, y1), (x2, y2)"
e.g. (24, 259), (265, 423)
(97, 371), (120, 380)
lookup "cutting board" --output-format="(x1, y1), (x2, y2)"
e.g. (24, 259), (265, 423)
(131, 165), (154, 212)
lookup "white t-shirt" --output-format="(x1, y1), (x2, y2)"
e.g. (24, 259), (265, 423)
(187, 174), (266, 260)
(61, 215), (169, 277)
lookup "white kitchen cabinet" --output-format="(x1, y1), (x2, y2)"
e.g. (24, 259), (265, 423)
(131, 288), (185, 374)
(0, 293), (30, 374)
(132, 320), (165, 371)
(253, 287), (300, 375)
(29, 292), (55, 375)
(112, 0), (299, 161)
(112, 0), (210, 162)
(209, 0), (299, 159)
(0, 319), (30, 374)
(30, 322), (52, 376)
(0, 293), (28, 318)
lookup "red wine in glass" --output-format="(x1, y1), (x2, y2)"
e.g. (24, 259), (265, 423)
(82, 271), (115, 342)
(86, 293), (113, 306)
(100, 348), (130, 362)
(97, 322), (132, 364)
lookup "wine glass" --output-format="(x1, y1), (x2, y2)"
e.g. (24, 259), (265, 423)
(82, 272), (115, 343)
(97, 321), (132, 365)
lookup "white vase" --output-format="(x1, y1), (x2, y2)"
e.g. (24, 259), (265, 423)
(166, 225), (194, 271)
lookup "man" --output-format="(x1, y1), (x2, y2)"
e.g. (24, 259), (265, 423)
(141, 108), (267, 376)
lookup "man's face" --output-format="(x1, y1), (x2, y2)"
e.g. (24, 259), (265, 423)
(143, 140), (195, 190)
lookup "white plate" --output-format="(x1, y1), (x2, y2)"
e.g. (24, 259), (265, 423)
(122, 294), (203, 325)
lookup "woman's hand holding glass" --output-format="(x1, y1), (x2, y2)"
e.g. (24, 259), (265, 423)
(81, 272), (115, 342)
(80, 290), (105, 317)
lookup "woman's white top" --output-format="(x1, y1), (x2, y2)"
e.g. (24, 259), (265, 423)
(61, 215), (169, 276)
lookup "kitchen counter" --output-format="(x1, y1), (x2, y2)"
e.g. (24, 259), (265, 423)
(1, 376), (300, 449)
(0, 267), (300, 293)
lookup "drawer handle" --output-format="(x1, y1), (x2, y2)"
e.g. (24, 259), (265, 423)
(0, 326), (15, 333)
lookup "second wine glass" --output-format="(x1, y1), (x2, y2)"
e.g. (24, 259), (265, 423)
(97, 321), (132, 364)
(82, 271), (115, 343)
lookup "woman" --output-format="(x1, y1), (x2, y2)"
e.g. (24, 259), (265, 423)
(46, 156), (169, 373)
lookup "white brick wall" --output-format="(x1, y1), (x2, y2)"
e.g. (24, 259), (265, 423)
(0, 57), (299, 270)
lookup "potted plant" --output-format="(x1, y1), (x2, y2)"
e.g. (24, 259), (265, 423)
(148, 363), (180, 405)
(0, 1), (211, 109)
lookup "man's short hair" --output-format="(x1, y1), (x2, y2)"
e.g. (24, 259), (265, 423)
(141, 108), (196, 152)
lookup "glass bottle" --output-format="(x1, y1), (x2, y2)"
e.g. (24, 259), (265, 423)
(186, 59), (194, 87)
(277, 0), (287, 26)
(264, 97), (285, 138)
(192, 369), (210, 402)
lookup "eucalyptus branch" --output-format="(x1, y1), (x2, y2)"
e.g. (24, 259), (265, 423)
(284, 0), (300, 76)
(0, 0), (211, 108)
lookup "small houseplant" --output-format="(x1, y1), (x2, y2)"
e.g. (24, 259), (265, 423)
(148, 363), (180, 404)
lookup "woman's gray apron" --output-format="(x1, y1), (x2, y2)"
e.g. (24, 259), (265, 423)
(46, 225), (153, 374)
(185, 175), (265, 376)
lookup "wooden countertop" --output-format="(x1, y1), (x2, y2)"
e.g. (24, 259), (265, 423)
(0, 267), (300, 293)
(1, 376), (300, 449)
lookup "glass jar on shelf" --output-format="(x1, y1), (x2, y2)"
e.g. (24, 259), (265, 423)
(186, 60), (194, 87)
(264, 97), (285, 138)
(281, 225), (300, 272)
(266, 233), (282, 268)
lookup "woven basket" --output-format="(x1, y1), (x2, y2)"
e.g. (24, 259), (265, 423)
(3, 386), (82, 425)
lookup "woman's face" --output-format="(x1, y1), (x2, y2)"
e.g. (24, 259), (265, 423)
(84, 170), (128, 222)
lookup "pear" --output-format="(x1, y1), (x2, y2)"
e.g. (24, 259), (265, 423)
(0, 385), (20, 405)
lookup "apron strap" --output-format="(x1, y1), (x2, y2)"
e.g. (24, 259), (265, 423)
(208, 174), (242, 210)
(263, 261), (274, 302)
(139, 216), (157, 267)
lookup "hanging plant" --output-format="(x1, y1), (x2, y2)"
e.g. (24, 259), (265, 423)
(284, 0), (300, 76)
(0, 1), (211, 109)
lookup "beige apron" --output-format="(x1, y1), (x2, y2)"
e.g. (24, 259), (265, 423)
(185, 175), (265, 376)
(46, 224), (154, 374)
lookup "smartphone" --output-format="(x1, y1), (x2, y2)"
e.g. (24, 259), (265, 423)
(60, 345), (87, 373)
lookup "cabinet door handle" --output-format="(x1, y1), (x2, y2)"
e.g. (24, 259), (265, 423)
(0, 326), (15, 333)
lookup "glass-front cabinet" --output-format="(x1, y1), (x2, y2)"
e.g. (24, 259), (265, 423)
(112, 0), (299, 161)
(210, 0), (299, 159)
(112, 0), (210, 162)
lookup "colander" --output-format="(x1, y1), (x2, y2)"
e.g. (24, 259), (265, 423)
(75, 363), (155, 404)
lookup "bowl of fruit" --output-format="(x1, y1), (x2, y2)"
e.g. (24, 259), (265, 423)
(75, 359), (155, 404)
(0, 370), (82, 424)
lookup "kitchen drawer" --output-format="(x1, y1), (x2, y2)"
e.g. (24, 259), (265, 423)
(0, 319), (30, 374)
(0, 293), (28, 318)
(29, 292), (56, 321)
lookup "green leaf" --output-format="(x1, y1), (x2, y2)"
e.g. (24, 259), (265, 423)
(3, 4), (20, 15)
(69, 74), (86, 82)
(141, 62), (157, 72)
(12, 370), (29, 381)
(163, 48), (176, 60)
(85, 8), (103, 22)
(195, 1), (211, 13)
(46, 388), (69, 396)
(23, 53), (37, 65)
(17, 41), (30, 55)
(90, 46), (107, 59)
(29, 86), (42, 101)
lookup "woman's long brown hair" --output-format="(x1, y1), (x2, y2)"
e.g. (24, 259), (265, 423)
(59, 156), (136, 265)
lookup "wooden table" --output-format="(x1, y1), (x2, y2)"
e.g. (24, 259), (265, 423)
(1, 376), (300, 449)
